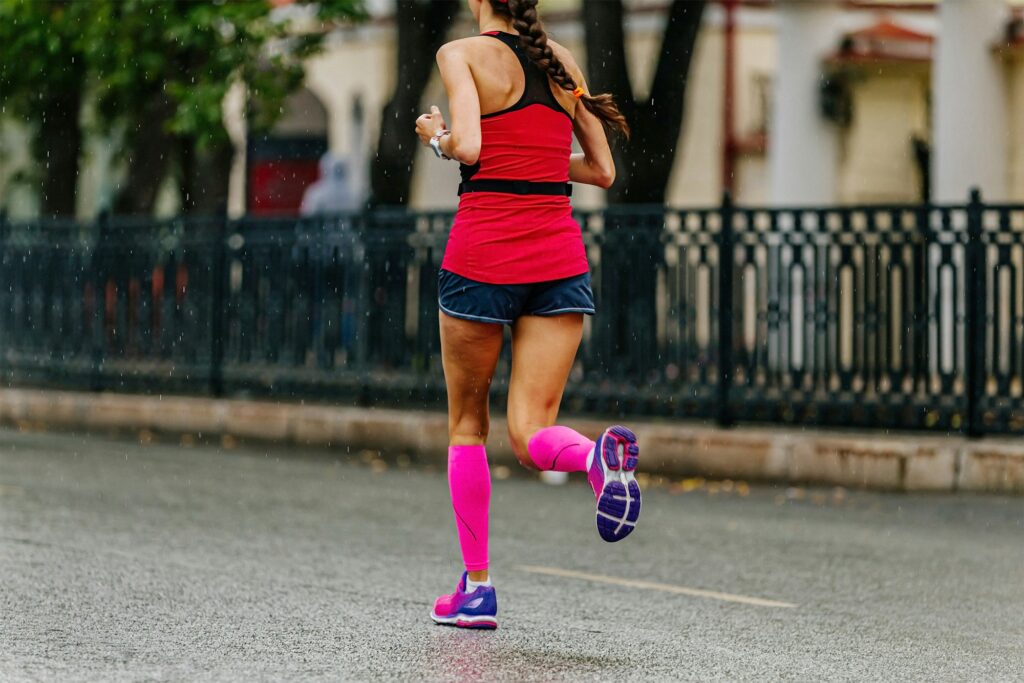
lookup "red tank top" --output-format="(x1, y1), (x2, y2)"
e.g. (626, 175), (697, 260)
(441, 31), (589, 285)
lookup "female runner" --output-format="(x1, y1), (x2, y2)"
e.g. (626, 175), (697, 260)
(415, 0), (639, 630)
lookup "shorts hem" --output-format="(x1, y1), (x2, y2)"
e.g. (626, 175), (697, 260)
(438, 302), (512, 325)
(531, 306), (596, 316)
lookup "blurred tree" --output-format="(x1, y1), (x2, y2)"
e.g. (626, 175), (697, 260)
(0, 0), (91, 217)
(0, 0), (365, 217)
(582, 0), (705, 378)
(583, 0), (706, 204)
(370, 0), (460, 207)
(89, 0), (365, 215)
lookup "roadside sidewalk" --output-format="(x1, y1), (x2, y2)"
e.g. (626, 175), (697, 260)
(0, 387), (1020, 493)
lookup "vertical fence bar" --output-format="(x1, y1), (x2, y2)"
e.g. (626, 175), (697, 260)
(913, 203), (929, 406)
(209, 209), (228, 397)
(717, 191), (735, 427)
(965, 187), (986, 437)
(90, 210), (109, 392)
(0, 210), (7, 387)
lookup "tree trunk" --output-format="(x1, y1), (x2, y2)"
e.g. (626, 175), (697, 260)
(583, 0), (706, 204)
(114, 93), (178, 215)
(180, 136), (234, 215)
(370, 0), (459, 207)
(37, 86), (83, 218)
(581, 0), (705, 380)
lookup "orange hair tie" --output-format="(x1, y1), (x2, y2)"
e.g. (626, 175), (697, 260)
(572, 86), (585, 99)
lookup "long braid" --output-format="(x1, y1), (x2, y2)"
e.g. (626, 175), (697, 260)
(491, 0), (630, 138)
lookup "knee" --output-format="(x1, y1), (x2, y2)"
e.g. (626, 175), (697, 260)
(507, 421), (539, 470)
(449, 414), (489, 446)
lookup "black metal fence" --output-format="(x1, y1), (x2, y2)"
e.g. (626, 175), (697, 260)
(2, 191), (1023, 436)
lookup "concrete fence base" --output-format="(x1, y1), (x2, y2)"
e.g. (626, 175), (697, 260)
(0, 388), (1021, 493)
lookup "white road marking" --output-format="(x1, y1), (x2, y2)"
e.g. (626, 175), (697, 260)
(515, 565), (797, 609)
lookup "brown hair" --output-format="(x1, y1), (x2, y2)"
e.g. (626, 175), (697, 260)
(490, 0), (630, 139)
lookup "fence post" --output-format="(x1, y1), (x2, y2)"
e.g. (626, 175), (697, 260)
(717, 191), (735, 427)
(964, 187), (986, 437)
(90, 210), (110, 392)
(0, 210), (7, 387)
(209, 208), (228, 397)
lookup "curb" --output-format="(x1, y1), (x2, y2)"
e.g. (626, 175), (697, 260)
(0, 387), (1021, 493)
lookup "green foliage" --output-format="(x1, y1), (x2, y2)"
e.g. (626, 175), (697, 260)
(0, 0), (91, 118)
(93, 0), (364, 148)
(0, 0), (366, 147)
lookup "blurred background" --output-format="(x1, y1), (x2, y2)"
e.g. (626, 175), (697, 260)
(1, 0), (1024, 439)
(3, 0), (1024, 221)
(3, 5), (1024, 678)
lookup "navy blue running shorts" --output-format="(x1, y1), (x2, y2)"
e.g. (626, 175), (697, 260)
(438, 268), (596, 325)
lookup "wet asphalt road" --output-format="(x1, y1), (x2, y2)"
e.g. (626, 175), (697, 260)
(1, 427), (1022, 681)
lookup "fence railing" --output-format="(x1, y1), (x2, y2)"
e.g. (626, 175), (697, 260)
(2, 191), (1022, 436)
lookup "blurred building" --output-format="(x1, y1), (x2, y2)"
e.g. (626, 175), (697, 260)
(2, 0), (1024, 218)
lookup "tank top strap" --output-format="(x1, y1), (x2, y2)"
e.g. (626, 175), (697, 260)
(482, 31), (530, 69)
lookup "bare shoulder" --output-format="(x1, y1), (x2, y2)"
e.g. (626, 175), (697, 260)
(437, 35), (502, 62)
(436, 37), (472, 62)
(547, 39), (585, 82)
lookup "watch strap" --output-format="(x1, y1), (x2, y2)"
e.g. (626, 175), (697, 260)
(430, 130), (451, 160)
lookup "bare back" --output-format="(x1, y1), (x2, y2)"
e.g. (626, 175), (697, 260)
(451, 34), (582, 119)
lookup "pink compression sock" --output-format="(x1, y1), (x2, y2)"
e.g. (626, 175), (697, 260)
(447, 445), (491, 572)
(527, 426), (595, 473)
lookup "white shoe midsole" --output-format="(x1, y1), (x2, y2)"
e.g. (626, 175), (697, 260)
(430, 611), (497, 624)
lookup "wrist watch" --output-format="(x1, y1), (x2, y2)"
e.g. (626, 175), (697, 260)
(430, 130), (451, 160)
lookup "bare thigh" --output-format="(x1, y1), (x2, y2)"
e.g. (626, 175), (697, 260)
(506, 314), (584, 468)
(439, 311), (505, 445)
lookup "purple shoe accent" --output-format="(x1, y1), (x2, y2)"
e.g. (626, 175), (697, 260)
(610, 425), (636, 441)
(598, 481), (628, 517)
(626, 481), (642, 522)
(590, 426), (641, 542)
(625, 444), (640, 471)
(431, 572), (498, 630)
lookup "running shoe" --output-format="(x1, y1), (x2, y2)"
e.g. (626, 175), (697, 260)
(430, 572), (498, 629)
(588, 425), (641, 542)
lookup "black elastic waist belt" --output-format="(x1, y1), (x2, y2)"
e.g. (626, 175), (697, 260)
(458, 179), (572, 196)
